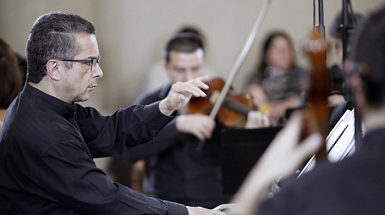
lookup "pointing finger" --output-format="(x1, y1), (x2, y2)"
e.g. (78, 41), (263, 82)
(174, 82), (207, 97)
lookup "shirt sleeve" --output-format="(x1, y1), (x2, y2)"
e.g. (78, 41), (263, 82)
(75, 101), (175, 158)
(33, 138), (188, 215)
(127, 86), (183, 162)
(126, 119), (183, 162)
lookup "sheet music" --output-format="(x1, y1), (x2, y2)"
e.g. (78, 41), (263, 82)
(298, 108), (357, 177)
(326, 108), (356, 162)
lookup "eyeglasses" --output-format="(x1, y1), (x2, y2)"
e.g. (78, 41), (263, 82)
(60, 57), (100, 71)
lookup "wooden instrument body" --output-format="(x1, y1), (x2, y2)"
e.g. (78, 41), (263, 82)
(188, 78), (257, 128)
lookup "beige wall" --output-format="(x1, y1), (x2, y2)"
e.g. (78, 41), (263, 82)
(1, 0), (384, 114)
(0, 0), (383, 171)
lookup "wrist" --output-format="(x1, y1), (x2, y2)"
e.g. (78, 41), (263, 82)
(159, 100), (173, 116)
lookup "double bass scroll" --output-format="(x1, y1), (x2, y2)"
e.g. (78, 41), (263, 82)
(296, 29), (331, 178)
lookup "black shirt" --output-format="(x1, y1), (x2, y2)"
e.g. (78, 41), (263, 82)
(0, 83), (187, 215)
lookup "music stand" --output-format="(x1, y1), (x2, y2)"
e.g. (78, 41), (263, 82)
(220, 127), (282, 195)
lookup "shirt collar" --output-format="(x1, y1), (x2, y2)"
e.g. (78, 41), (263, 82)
(22, 83), (77, 119)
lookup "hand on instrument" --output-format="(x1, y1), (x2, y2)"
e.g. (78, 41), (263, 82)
(159, 76), (209, 116)
(244, 111), (271, 129)
(176, 114), (216, 141)
(187, 206), (227, 215)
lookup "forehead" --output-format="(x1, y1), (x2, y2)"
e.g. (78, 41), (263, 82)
(271, 36), (290, 47)
(74, 34), (99, 57)
(168, 49), (204, 63)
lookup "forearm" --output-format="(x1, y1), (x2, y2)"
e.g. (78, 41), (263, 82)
(77, 102), (174, 157)
(39, 142), (188, 215)
(230, 162), (276, 215)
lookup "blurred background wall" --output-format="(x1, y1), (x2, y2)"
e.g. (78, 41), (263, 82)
(1, 0), (383, 168)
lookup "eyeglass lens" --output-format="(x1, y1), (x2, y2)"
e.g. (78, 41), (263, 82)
(91, 58), (99, 71)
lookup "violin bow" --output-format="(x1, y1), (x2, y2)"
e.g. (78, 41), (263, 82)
(196, 0), (273, 152)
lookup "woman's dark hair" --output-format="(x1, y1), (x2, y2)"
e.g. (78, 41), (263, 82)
(0, 37), (23, 108)
(252, 31), (297, 83)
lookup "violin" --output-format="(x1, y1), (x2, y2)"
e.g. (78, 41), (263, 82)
(187, 77), (258, 128)
(195, 0), (272, 151)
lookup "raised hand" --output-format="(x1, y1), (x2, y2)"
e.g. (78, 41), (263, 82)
(159, 76), (209, 116)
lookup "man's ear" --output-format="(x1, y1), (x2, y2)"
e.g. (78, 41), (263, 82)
(161, 59), (168, 70)
(45, 60), (61, 81)
(162, 59), (172, 78)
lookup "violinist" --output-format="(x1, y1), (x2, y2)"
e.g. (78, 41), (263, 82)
(126, 32), (269, 209)
(245, 31), (309, 122)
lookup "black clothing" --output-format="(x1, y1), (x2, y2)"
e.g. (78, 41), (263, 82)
(329, 65), (345, 95)
(127, 84), (230, 208)
(0, 84), (187, 215)
(257, 128), (385, 215)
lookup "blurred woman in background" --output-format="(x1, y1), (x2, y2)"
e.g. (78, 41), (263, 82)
(245, 31), (308, 122)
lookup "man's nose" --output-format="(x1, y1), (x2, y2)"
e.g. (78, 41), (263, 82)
(93, 64), (103, 78)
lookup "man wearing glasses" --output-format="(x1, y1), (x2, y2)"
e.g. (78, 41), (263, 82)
(0, 12), (224, 215)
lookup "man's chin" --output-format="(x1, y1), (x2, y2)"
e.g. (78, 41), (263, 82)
(76, 94), (91, 103)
